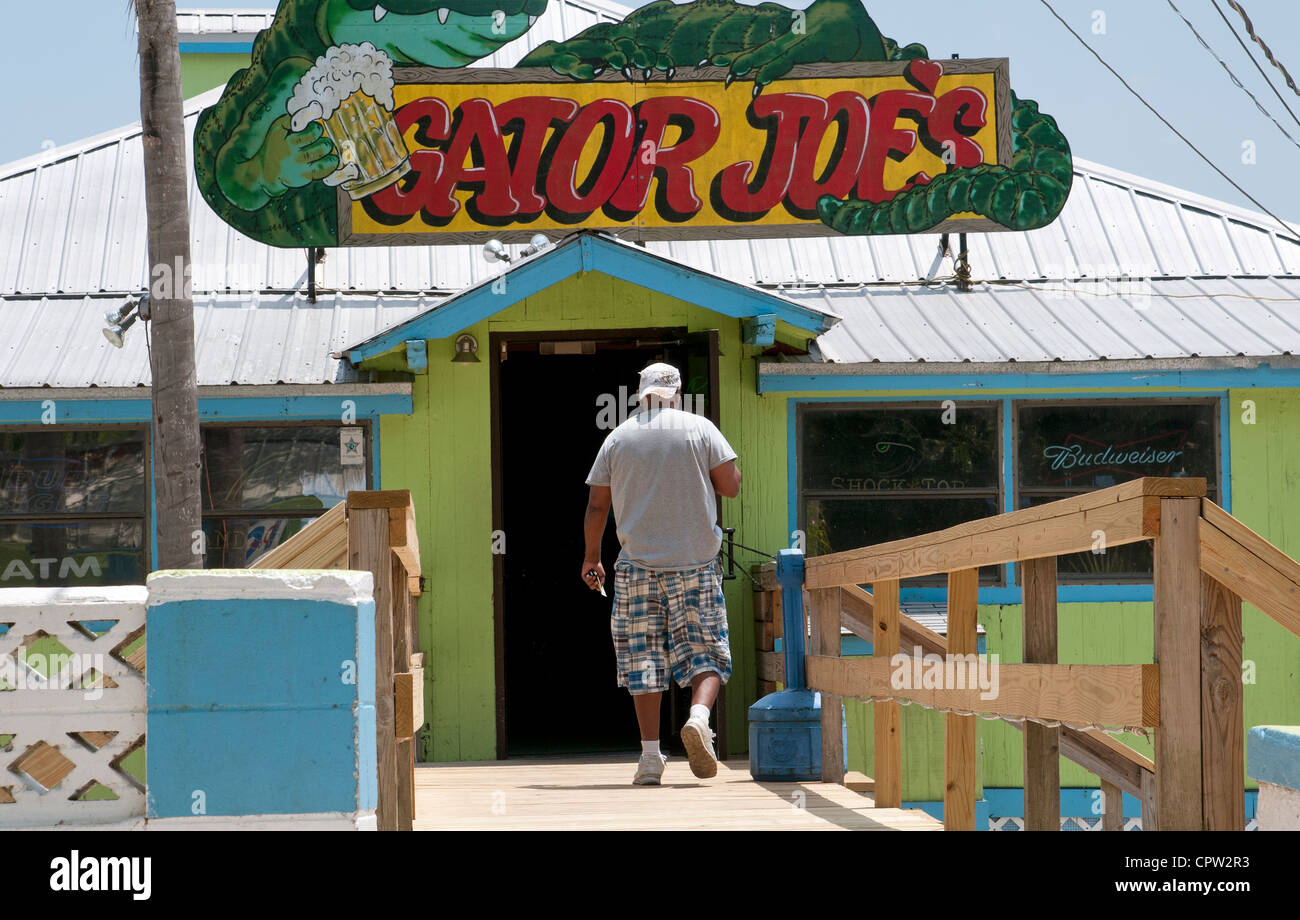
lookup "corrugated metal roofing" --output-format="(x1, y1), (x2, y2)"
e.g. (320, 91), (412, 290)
(175, 0), (630, 66)
(795, 276), (1300, 364)
(5, 63), (1299, 298)
(0, 293), (426, 388)
(4, 3), (1300, 388)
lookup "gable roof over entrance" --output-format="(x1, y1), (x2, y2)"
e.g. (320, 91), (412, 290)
(342, 232), (840, 365)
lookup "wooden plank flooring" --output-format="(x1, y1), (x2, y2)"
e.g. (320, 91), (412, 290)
(413, 756), (942, 831)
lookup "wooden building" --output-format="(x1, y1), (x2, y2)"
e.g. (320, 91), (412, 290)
(2, 4), (1299, 828)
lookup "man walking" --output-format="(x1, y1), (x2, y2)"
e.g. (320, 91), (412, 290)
(582, 363), (741, 785)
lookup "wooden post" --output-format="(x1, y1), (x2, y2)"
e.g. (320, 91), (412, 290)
(873, 579), (901, 808)
(1200, 572), (1244, 831)
(1101, 779), (1124, 831)
(1140, 769), (1157, 831)
(393, 556), (414, 832)
(944, 568), (979, 830)
(349, 503), (397, 832)
(810, 586), (844, 784)
(1022, 556), (1060, 831)
(1152, 496), (1203, 831)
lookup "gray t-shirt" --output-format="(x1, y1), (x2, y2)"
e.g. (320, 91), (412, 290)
(586, 407), (738, 570)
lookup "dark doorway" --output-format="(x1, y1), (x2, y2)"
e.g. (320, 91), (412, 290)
(493, 329), (721, 757)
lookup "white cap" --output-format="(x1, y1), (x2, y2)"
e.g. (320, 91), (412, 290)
(636, 362), (682, 402)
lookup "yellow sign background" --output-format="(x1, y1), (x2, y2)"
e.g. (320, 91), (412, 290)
(346, 67), (1002, 241)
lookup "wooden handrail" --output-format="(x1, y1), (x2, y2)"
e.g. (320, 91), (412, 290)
(755, 579), (1157, 799)
(805, 478), (1205, 588)
(250, 501), (347, 570)
(1200, 499), (1300, 639)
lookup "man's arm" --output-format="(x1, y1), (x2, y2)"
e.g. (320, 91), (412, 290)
(710, 459), (741, 499)
(582, 484), (613, 589)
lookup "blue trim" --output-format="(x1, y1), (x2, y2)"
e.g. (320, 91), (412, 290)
(346, 234), (833, 364)
(760, 365), (1300, 394)
(0, 394), (411, 424)
(1220, 394), (1233, 513)
(903, 798), (991, 830)
(1001, 395), (1014, 586)
(899, 585), (1154, 605)
(179, 42), (254, 54)
(1248, 726), (1300, 790)
(980, 788), (1258, 823)
(787, 390), (1227, 605)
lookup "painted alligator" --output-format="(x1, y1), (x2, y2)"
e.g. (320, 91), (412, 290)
(193, 0), (1072, 246)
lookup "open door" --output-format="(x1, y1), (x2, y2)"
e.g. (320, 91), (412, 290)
(664, 329), (729, 759)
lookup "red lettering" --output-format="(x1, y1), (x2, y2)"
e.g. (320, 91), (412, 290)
(366, 98), (451, 220)
(544, 99), (637, 220)
(925, 86), (988, 169)
(858, 90), (937, 201)
(607, 97), (720, 222)
(496, 97), (580, 215)
(783, 91), (870, 219)
(712, 93), (826, 220)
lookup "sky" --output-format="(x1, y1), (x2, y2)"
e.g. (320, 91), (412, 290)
(3, 0), (1300, 225)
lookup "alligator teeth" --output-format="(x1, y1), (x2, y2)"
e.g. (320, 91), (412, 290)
(437, 7), (450, 23)
(374, 4), (387, 21)
(528, 15), (537, 25)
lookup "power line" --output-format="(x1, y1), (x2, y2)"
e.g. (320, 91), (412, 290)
(1036, 0), (1298, 240)
(1165, 0), (1300, 149)
(1221, 0), (1300, 101)
(1211, 0), (1300, 129)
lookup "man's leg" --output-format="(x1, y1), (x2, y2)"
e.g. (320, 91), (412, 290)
(632, 691), (661, 740)
(689, 670), (721, 711)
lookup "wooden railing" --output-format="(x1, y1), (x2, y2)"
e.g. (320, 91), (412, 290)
(756, 477), (1300, 831)
(253, 490), (424, 831)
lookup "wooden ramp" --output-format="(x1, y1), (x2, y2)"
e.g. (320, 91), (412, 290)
(414, 756), (941, 831)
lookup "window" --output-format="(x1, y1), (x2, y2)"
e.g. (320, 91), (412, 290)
(0, 428), (149, 587)
(200, 425), (369, 567)
(798, 403), (1002, 584)
(1015, 399), (1219, 581)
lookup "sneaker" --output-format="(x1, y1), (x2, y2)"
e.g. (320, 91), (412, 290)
(680, 715), (717, 779)
(633, 752), (667, 785)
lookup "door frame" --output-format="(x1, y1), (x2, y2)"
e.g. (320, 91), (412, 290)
(490, 326), (696, 758)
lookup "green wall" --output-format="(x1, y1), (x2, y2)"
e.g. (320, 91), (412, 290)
(839, 387), (1300, 798)
(180, 52), (250, 99)
(380, 271), (782, 761)
(378, 282), (1300, 780)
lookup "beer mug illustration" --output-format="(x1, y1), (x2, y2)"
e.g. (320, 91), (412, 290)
(287, 42), (411, 200)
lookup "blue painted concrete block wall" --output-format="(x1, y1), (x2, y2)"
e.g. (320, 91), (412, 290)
(145, 571), (376, 819)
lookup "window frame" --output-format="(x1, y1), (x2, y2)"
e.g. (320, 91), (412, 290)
(796, 400), (1005, 585)
(0, 423), (153, 583)
(197, 420), (373, 565)
(1011, 396), (1222, 585)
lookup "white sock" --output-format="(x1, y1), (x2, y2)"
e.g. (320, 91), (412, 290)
(642, 740), (660, 756)
(690, 704), (711, 725)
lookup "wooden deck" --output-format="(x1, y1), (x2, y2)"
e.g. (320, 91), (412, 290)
(413, 756), (942, 830)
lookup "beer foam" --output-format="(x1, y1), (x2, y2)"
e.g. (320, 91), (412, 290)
(287, 42), (396, 122)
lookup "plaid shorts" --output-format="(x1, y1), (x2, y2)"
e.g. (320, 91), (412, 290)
(611, 558), (732, 695)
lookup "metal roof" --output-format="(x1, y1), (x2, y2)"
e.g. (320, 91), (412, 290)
(4, 3), (1300, 388)
(175, 0), (631, 66)
(792, 276), (1300, 364)
(0, 293), (425, 388)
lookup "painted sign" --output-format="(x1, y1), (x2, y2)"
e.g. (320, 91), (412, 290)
(195, 0), (1072, 248)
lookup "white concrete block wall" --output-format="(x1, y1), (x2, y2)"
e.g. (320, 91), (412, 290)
(0, 587), (148, 827)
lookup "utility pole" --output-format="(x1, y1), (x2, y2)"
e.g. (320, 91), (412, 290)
(134, 0), (203, 569)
